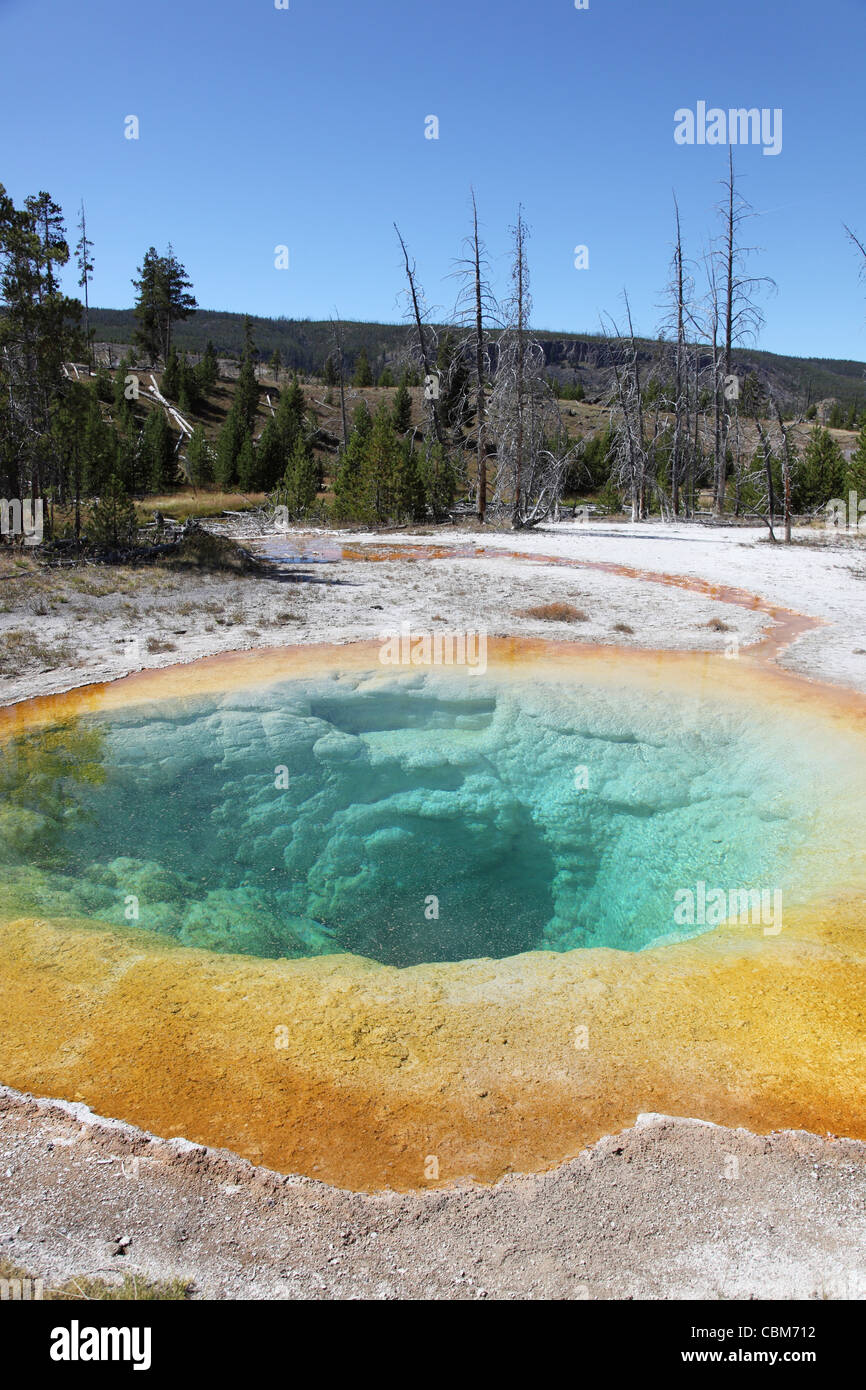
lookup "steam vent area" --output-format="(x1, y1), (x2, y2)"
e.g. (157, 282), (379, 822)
(2, 617), (866, 1192)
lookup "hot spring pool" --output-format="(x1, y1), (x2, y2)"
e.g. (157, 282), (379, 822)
(1, 639), (865, 1189)
(0, 663), (829, 966)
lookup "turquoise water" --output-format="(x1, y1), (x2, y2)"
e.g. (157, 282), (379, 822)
(0, 669), (823, 966)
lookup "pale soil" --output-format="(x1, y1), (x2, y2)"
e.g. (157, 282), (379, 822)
(2, 1086), (864, 1301)
(1, 519), (864, 707)
(1, 517), (865, 1300)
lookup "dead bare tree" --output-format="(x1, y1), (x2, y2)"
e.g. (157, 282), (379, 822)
(602, 295), (667, 521)
(739, 393), (799, 542)
(752, 411), (778, 541)
(772, 396), (798, 543)
(658, 194), (700, 517)
(487, 209), (573, 527)
(450, 189), (500, 522)
(844, 223), (866, 282)
(670, 198), (687, 517)
(393, 224), (446, 451)
(710, 151), (774, 515)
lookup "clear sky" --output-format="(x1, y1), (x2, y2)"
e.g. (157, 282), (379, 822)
(2, 0), (865, 360)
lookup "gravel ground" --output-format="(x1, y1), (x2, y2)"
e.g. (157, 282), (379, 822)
(2, 1086), (864, 1301)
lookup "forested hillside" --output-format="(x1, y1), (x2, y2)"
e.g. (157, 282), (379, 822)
(86, 307), (866, 415)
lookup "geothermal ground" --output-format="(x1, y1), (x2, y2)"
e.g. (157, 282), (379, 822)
(1, 518), (865, 1300)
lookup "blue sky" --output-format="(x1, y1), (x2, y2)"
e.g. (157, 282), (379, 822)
(1, 0), (865, 360)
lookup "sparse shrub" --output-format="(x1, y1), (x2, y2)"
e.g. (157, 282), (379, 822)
(520, 602), (587, 622)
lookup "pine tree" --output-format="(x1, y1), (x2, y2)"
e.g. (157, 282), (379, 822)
(94, 365), (113, 403)
(51, 383), (89, 546)
(75, 200), (95, 369)
(422, 442), (457, 520)
(398, 438), (427, 520)
(82, 390), (117, 494)
(25, 191), (68, 294)
(392, 380), (412, 434)
(270, 349), (282, 385)
(353, 347), (373, 387)
(846, 421), (866, 500)
(795, 426), (845, 512)
(333, 404), (374, 520)
(113, 354), (132, 409)
(131, 247), (163, 364)
(273, 435), (319, 519)
(214, 412), (243, 489)
(0, 183), (83, 507)
(323, 355), (338, 387)
(132, 245), (196, 364)
(178, 356), (200, 415)
(235, 354), (259, 435)
(365, 402), (402, 520)
(186, 426), (213, 487)
(379, 366), (394, 388)
(242, 315), (256, 360)
(741, 371), (765, 418)
(116, 418), (139, 495)
(88, 474), (138, 547)
(275, 376), (306, 449)
(161, 347), (180, 400)
(194, 341), (219, 395)
(142, 410), (176, 493)
(160, 244), (197, 358)
(236, 433), (257, 491)
(256, 417), (284, 491)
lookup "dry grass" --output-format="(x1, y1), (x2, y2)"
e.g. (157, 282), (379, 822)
(0, 1257), (191, 1301)
(145, 636), (177, 654)
(135, 491), (268, 524)
(520, 601), (588, 623)
(706, 617), (731, 632)
(612, 621), (634, 634)
(0, 629), (72, 675)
